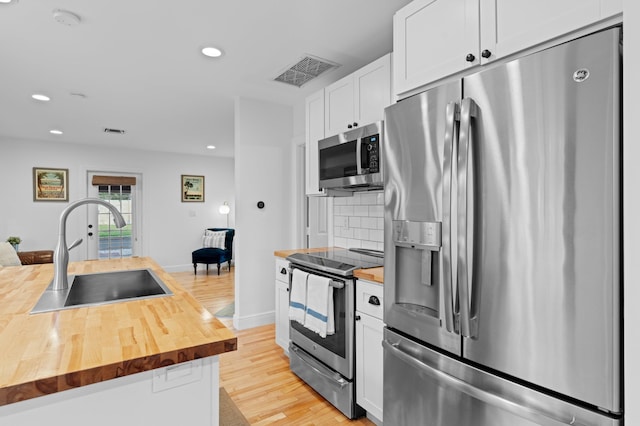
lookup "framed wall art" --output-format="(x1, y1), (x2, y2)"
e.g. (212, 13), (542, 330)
(33, 167), (69, 202)
(181, 174), (204, 202)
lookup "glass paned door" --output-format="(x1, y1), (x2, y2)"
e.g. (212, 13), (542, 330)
(97, 184), (133, 259)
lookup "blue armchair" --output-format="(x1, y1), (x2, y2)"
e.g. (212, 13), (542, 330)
(192, 228), (235, 275)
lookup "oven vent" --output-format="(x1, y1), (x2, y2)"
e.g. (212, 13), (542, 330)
(104, 128), (126, 135)
(274, 55), (339, 87)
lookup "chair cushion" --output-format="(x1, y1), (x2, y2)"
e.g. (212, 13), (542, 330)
(0, 242), (21, 267)
(202, 230), (226, 249)
(192, 247), (230, 264)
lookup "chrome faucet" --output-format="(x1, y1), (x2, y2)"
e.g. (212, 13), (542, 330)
(52, 197), (126, 291)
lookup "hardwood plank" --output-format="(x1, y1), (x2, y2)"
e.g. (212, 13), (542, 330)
(171, 268), (375, 425)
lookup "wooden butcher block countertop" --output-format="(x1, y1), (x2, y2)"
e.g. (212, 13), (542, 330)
(275, 247), (384, 284)
(0, 257), (237, 406)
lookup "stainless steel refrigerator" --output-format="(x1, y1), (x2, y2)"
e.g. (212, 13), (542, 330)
(382, 27), (622, 426)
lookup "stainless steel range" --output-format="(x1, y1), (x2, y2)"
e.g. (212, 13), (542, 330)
(286, 248), (383, 419)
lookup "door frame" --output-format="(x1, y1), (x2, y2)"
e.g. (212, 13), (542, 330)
(85, 170), (143, 259)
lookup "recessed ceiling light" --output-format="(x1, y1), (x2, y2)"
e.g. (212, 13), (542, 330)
(0, 0), (18, 4)
(206, 145), (216, 150)
(202, 47), (223, 58)
(32, 94), (51, 102)
(50, 129), (63, 135)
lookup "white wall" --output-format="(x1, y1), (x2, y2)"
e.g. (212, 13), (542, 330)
(0, 138), (234, 270)
(623, 2), (639, 424)
(234, 97), (295, 329)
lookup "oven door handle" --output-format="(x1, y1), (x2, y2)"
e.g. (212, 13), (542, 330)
(291, 346), (348, 389)
(288, 267), (345, 288)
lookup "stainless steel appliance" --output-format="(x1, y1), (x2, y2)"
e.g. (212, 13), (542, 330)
(287, 249), (384, 419)
(383, 27), (622, 426)
(318, 121), (383, 192)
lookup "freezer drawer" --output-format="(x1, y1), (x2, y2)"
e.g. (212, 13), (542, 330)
(383, 328), (621, 426)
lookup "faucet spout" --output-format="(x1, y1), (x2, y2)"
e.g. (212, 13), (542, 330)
(52, 198), (126, 291)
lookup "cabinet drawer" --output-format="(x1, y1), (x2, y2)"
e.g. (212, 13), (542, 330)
(356, 280), (383, 320)
(275, 258), (290, 283)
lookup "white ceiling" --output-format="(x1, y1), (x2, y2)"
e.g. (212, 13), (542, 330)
(0, 0), (411, 158)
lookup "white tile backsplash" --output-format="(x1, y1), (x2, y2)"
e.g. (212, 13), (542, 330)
(333, 191), (384, 250)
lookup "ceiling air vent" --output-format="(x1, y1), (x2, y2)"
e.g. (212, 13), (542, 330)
(274, 55), (339, 88)
(104, 128), (126, 135)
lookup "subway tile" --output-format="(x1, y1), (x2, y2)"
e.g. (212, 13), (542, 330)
(347, 239), (362, 248)
(361, 240), (378, 250)
(334, 237), (347, 248)
(377, 218), (384, 229)
(354, 228), (370, 240)
(334, 197), (348, 206)
(349, 216), (361, 228)
(334, 216), (347, 227)
(342, 227), (354, 238)
(359, 193), (377, 205)
(376, 192), (385, 205)
(370, 229), (384, 242)
(342, 205), (354, 216)
(362, 217), (378, 229)
(354, 205), (369, 216)
(369, 205), (383, 217)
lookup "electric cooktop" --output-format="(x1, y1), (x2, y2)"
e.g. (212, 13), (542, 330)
(287, 248), (384, 277)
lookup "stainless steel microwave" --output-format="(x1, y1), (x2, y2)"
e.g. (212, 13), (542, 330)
(318, 121), (383, 192)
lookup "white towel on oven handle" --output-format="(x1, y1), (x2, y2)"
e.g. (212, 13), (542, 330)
(289, 269), (308, 325)
(304, 273), (335, 338)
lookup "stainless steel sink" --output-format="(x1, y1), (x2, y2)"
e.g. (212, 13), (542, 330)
(31, 269), (173, 314)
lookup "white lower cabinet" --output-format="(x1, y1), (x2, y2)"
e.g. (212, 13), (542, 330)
(0, 357), (219, 426)
(275, 257), (290, 353)
(356, 279), (384, 422)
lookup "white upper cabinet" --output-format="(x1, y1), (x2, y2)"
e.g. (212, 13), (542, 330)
(325, 54), (391, 137)
(393, 0), (480, 97)
(480, 0), (622, 68)
(394, 0), (622, 98)
(305, 90), (326, 196)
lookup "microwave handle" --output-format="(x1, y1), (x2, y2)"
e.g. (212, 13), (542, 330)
(356, 137), (363, 175)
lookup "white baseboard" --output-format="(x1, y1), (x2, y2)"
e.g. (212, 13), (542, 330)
(233, 310), (275, 330)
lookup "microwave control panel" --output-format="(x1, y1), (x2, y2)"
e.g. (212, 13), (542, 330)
(363, 134), (380, 173)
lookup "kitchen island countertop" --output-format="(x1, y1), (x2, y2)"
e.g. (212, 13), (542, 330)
(0, 257), (237, 406)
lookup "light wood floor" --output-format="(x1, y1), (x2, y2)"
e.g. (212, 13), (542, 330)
(171, 268), (375, 426)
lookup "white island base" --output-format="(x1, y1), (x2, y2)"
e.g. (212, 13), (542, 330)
(0, 356), (219, 426)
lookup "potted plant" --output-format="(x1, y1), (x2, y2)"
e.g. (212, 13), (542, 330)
(6, 236), (21, 252)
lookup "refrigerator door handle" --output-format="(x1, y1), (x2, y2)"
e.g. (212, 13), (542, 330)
(458, 98), (478, 338)
(383, 340), (583, 426)
(356, 137), (363, 175)
(442, 101), (459, 333)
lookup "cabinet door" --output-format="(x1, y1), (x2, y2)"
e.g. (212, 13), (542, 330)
(305, 90), (326, 196)
(354, 54), (391, 127)
(324, 76), (354, 137)
(393, 0), (479, 97)
(480, 0), (612, 64)
(356, 312), (384, 420)
(275, 279), (290, 352)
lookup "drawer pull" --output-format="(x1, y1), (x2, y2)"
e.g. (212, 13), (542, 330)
(280, 267), (287, 274)
(368, 295), (380, 306)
